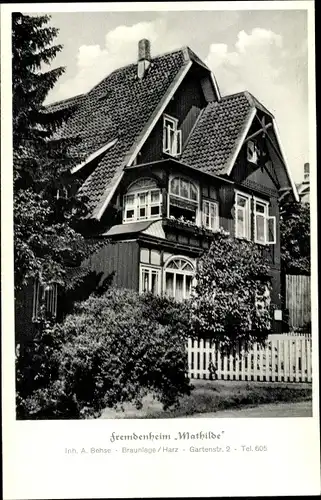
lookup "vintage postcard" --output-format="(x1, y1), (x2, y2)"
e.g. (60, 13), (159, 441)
(1, 1), (319, 498)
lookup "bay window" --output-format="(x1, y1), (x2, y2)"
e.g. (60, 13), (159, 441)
(123, 178), (162, 223)
(168, 177), (199, 223)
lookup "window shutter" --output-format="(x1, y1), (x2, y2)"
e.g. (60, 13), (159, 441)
(213, 202), (219, 230)
(163, 122), (168, 153)
(175, 130), (182, 155)
(267, 215), (276, 244)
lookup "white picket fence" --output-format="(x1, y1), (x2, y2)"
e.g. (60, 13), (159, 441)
(188, 335), (312, 383)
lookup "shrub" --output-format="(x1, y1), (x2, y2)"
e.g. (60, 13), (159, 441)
(190, 233), (272, 348)
(16, 288), (191, 419)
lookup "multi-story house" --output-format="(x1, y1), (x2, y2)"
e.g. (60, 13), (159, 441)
(16, 39), (299, 340)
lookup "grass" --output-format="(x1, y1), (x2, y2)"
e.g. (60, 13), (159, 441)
(100, 379), (312, 419)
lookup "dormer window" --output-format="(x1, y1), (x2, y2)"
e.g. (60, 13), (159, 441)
(163, 115), (182, 157)
(123, 178), (162, 223)
(247, 140), (259, 165)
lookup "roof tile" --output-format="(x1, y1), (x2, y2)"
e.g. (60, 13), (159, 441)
(51, 49), (187, 215)
(181, 92), (253, 175)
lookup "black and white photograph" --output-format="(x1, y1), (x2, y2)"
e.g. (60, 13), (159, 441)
(2, 1), (319, 498)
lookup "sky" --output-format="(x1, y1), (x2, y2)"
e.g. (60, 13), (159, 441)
(41, 8), (309, 183)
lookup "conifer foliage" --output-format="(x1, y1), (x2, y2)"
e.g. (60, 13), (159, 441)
(12, 13), (89, 294)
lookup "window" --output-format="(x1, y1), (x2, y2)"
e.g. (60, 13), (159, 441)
(202, 200), (219, 231)
(304, 163), (310, 182)
(247, 140), (259, 164)
(254, 197), (276, 245)
(235, 192), (251, 240)
(140, 248), (161, 266)
(163, 115), (182, 157)
(123, 178), (162, 223)
(32, 281), (58, 320)
(140, 266), (161, 295)
(164, 257), (195, 302)
(168, 177), (199, 223)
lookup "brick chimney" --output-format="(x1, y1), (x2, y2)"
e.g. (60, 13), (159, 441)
(137, 39), (151, 79)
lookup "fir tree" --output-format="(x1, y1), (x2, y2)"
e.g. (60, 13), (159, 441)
(12, 13), (90, 296)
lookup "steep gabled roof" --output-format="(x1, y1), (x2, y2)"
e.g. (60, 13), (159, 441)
(182, 92), (253, 175)
(45, 93), (85, 113)
(181, 91), (299, 200)
(49, 48), (203, 218)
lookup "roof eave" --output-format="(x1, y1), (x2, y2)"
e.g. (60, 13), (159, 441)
(271, 118), (300, 202)
(93, 60), (194, 221)
(126, 157), (234, 185)
(224, 107), (257, 175)
(71, 138), (118, 174)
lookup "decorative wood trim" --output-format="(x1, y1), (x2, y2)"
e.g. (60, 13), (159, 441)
(271, 118), (299, 202)
(240, 179), (278, 197)
(71, 138), (118, 174)
(225, 107), (257, 175)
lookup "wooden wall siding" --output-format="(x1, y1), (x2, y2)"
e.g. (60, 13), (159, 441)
(138, 72), (205, 164)
(266, 131), (292, 189)
(269, 267), (282, 308)
(218, 184), (235, 237)
(286, 275), (311, 329)
(200, 75), (216, 103)
(243, 164), (278, 192)
(163, 228), (210, 252)
(142, 220), (166, 239)
(165, 73), (206, 143)
(88, 241), (140, 291)
(233, 153), (279, 195)
(188, 335), (312, 383)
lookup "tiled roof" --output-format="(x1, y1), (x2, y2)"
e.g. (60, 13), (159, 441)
(181, 92), (254, 175)
(45, 93), (85, 113)
(51, 49), (188, 217)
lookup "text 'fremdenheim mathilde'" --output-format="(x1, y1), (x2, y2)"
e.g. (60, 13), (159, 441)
(109, 431), (224, 443)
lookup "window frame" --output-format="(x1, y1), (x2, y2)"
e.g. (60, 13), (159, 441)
(253, 196), (276, 245)
(163, 114), (182, 157)
(235, 191), (251, 240)
(163, 256), (196, 302)
(123, 179), (162, 223)
(139, 265), (161, 295)
(202, 199), (219, 232)
(168, 175), (200, 224)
